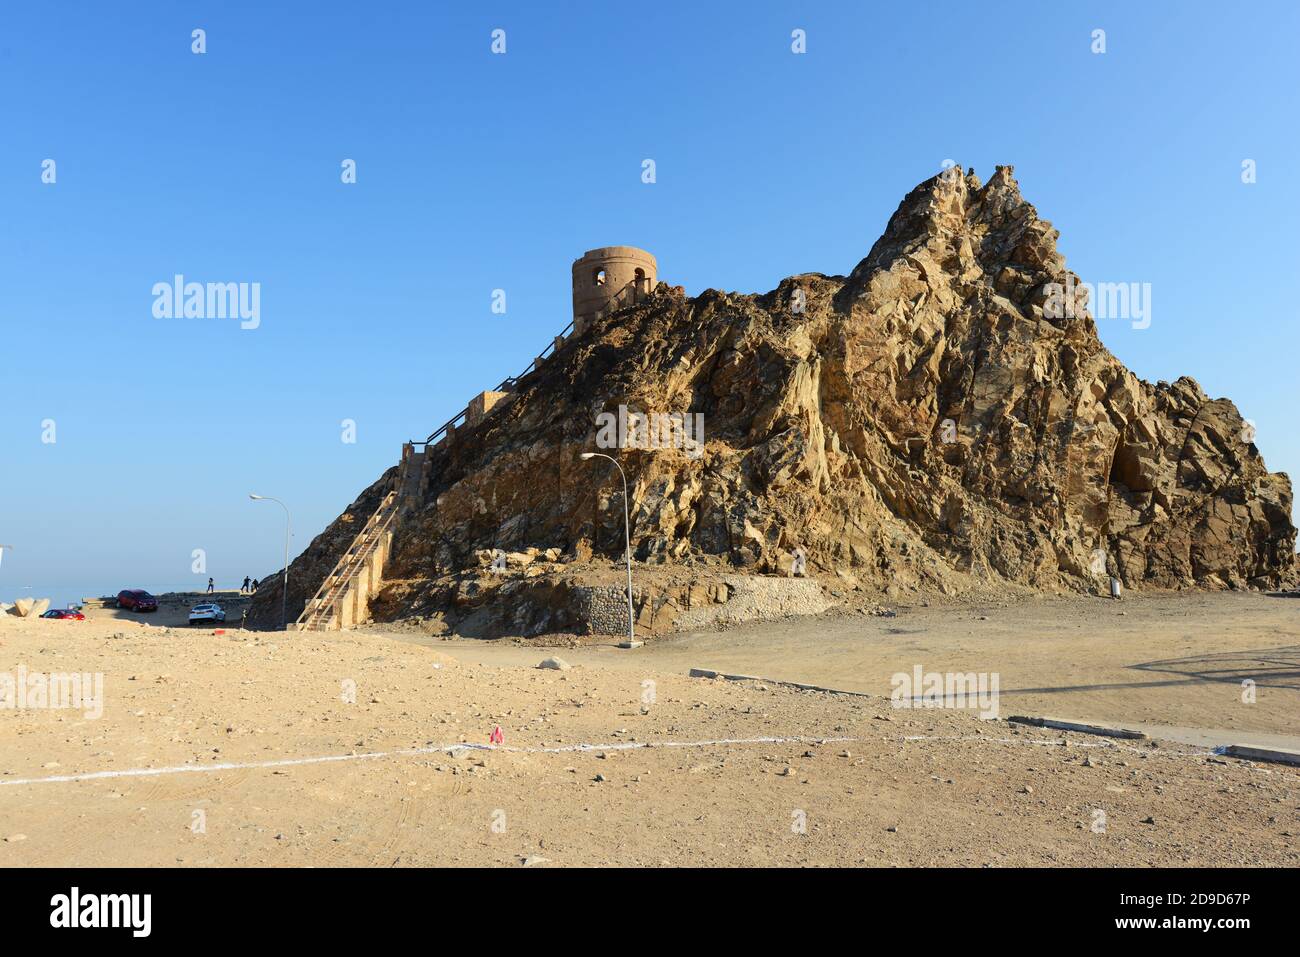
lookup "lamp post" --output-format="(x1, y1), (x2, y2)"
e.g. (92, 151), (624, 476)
(249, 494), (290, 631)
(579, 452), (640, 648)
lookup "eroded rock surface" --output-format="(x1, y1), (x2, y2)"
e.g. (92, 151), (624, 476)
(251, 166), (1294, 632)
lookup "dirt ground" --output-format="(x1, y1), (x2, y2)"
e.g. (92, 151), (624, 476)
(0, 593), (1296, 867)
(80, 590), (253, 628)
(422, 591), (1300, 752)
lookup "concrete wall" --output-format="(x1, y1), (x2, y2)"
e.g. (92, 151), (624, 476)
(466, 390), (509, 427)
(571, 246), (657, 334)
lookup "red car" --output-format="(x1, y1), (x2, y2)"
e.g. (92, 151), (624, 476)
(116, 589), (159, 612)
(41, 609), (86, 620)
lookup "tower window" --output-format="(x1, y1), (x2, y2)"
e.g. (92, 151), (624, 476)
(593, 269), (607, 286)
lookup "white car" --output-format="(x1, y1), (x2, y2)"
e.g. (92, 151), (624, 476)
(189, 602), (226, 625)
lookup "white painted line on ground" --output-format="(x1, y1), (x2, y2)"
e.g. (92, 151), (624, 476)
(0, 735), (857, 788)
(4, 729), (1277, 789)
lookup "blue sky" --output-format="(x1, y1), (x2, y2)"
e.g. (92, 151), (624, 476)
(2, 1), (1298, 602)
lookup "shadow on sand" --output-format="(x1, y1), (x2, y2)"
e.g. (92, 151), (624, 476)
(989, 645), (1300, 698)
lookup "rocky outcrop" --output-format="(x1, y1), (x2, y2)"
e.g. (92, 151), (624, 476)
(253, 165), (1294, 632)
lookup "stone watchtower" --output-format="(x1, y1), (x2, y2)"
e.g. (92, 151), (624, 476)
(571, 246), (657, 335)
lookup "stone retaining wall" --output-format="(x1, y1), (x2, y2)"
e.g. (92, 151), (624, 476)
(568, 575), (834, 636)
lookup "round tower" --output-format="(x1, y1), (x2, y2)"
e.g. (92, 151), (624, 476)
(571, 246), (657, 334)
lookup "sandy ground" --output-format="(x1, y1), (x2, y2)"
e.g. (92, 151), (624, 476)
(421, 591), (1300, 752)
(0, 595), (1296, 867)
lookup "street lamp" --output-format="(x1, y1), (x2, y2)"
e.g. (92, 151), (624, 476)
(579, 452), (641, 648)
(249, 494), (291, 631)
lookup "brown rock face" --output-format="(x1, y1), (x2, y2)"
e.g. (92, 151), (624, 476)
(252, 165), (1294, 630)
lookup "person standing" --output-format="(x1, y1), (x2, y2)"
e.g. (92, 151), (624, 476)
(207, 577), (215, 594)
(241, 576), (251, 595)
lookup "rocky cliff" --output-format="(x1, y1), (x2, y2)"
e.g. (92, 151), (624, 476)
(250, 165), (1295, 632)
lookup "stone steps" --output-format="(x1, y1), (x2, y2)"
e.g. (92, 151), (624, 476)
(295, 442), (434, 632)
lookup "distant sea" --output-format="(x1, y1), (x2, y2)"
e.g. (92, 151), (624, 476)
(4, 581), (236, 609)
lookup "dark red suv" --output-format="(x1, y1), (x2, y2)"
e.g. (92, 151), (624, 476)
(116, 589), (158, 612)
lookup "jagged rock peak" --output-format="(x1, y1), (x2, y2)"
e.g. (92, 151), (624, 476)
(250, 166), (1296, 633)
(849, 164), (1057, 289)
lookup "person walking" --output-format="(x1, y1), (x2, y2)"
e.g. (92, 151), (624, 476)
(251, 579), (259, 593)
(241, 576), (251, 595)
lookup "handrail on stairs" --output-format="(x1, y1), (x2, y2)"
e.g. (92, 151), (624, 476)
(297, 282), (653, 631)
(297, 515), (394, 630)
(410, 283), (649, 451)
(294, 489), (398, 630)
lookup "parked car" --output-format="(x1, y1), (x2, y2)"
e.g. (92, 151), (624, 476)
(40, 609), (85, 620)
(116, 589), (158, 612)
(188, 602), (225, 625)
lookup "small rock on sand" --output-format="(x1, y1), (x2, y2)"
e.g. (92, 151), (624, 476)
(537, 657), (571, 671)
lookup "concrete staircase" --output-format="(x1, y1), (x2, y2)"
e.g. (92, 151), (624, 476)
(292, 264), (641, 633)
(293, 309), (559, 634)
(294, 489), (398, 631)
(295, 446), (427, 632)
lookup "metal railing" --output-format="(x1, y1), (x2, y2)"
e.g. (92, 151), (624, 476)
(410, 278), (649, 449)
(412, 317), (574, 450)
(294, 281), (651, 631)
